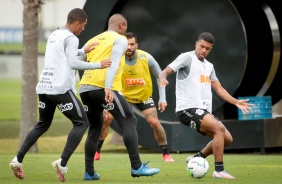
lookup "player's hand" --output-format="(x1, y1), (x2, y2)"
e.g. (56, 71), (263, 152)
(84, 42), (99, 53)
(104, 88), (114, 103)
(236, 99), (254, 114)
(159, 79), (169, 87)
(100, 59), (112, 68)
(158, 102), (167, 113)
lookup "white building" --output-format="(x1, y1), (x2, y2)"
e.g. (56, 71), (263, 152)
(0, 0), (86, 43)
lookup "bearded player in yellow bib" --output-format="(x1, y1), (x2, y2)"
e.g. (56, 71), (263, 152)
(94, 32), (174, 162)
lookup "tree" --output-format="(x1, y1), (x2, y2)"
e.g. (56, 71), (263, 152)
(20, 0), (43, 152)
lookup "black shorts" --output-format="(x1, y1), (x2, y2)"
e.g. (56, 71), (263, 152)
(176, 108), (219, 136)
(132, 97), (155, 111)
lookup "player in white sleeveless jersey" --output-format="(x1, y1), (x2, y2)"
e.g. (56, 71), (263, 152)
(159, 32), (253, 179)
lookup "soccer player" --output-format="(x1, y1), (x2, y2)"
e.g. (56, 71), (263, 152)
(9, 8), (111, 182)
(159, 32), (253, 179)
(94, 32), (174, 162)
(79, 14), (160, 180)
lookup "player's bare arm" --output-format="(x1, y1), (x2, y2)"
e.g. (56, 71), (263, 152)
(159, 67), (174, 87)
(211, 80), (253, 114)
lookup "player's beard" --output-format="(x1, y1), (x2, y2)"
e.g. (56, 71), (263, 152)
(126, 49), (135, 58)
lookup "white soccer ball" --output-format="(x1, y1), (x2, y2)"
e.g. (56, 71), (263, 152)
(187, 157), (209, 179)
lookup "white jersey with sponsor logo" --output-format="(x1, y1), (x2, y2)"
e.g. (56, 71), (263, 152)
(168, 51), (218, 113)
(36, 29), (75, 95)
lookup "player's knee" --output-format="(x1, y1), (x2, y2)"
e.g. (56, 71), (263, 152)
(73, 120), (88, 132)
(225, 134), (233, 146)
(104, 118), (112, 126)
(214, 123), (225, 135)
(147, 119), (160, 127)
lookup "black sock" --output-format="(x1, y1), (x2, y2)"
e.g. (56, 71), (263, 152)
(16, 154), (24, 163)
(130, 154), (142, 170)
(160, 145), (169, 155)
(86, 167), (94, 176)
(215, 161), (224, 172)
(61, 157), (67, 167)
(97, 140), (104, 153)
(194, 151), (206, 158)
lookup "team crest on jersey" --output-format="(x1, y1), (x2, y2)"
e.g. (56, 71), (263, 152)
(57, 103), (73, 112)
(195, 109), (204, 115)
(189, 120), (197, 130)
(39, 101), (45, 109)
(128, 69), (135, 75)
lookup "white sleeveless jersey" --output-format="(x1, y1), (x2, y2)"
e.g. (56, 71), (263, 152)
(168, 51), (218, 113)
(36, 29), (76, 95)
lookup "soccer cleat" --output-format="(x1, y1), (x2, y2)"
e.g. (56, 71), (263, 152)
(9, 157), (24, 179)
(94, 152), (100, 161)
(163, 154), (174, 162)
(83, 172), (100, 180)
(131, 161), (160, 177)
(51, 158), (68, 182)
(212, 170), (236, 179)
(186, 156), (194, 163)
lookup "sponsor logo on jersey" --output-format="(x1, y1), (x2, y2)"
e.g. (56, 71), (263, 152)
(125, 78), (145, 86)
(189, 120), (197, 130)
(143, 98), (154, 106)
(57, 103), (73, 112)
(103, 103), (114, 111)
(200, 75), (211, 83)
(203, 102), (210, 106)
(83, 105), (88, 112)
(39, 101), (45, 109)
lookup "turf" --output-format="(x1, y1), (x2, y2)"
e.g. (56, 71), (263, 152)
(1, 80), (282, 183)
(0, 79), (69, 120)
(0, 42), (46, 54)
(1, 153), (282, 184)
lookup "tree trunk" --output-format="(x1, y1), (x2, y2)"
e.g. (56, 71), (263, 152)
(20, 0), (42, 152)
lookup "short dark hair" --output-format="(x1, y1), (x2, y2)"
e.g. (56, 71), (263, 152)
(67, 8), (88, 24)
(198, 32), (214, 44)
(125, 32), (138, 43)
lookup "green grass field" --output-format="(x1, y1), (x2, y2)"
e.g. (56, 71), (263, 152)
(1, 153), (282, 184)
(1, 80), (282, 183)
(0, 79), (66, 120)
(0, 42), (46, 54)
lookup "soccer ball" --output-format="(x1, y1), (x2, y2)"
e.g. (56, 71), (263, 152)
(187, 157), (209, 179)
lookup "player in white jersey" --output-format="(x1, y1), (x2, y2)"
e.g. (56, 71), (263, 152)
(9, 8), (111, 182)
(159, 32), (253, 179)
